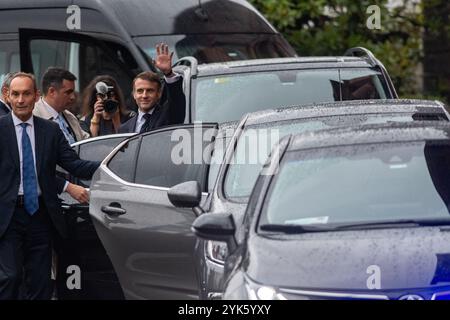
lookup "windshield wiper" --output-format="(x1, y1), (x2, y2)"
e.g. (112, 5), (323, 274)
(333, 218), (450, 231)
(259, 224), (334, 233)
(259, 218), (450, 233)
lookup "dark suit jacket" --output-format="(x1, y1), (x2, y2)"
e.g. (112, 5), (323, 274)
(0, 104), (73, 195)
(119, 77), (186, 133)
(0, 115), (100, 239)
(0, 100), (10, 117)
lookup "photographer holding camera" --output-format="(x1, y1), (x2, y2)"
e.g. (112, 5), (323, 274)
(81, 75), (135, 137)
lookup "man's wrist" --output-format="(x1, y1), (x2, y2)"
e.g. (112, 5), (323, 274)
(164, 70), (175, 77)
(63, 181), (70, 193)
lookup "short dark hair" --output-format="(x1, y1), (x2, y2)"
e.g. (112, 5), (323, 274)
(41, 67), (77, 95)
(132, 71), (162, 91)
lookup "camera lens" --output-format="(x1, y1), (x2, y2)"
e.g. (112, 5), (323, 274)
(104, 99), (119, 113)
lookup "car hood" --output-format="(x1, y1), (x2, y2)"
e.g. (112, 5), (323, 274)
(244, 226), (450, 290)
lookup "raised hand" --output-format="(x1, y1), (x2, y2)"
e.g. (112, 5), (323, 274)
(154, 43), (174, 76)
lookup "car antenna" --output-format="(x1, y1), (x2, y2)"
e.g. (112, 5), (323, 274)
(195, 0), (209, 22)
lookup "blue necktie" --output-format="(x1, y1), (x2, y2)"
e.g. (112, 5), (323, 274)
(20, 123), (39, 215)
(56, 115), (75, 144)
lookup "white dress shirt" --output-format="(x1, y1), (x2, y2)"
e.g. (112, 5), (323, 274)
(12, 113), (41, 196)
(164, 73), (180, 84)
(41, 98), (60, 120)
(135, 109), (156, 133)
(42, 98), (72, 133)
(39, 99), (70, 192)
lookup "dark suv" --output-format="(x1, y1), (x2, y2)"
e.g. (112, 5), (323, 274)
(173, 47), (398, 123)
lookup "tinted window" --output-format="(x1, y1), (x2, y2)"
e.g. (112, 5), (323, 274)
(260, 142), (450, 227)
(79, 136), (131, 162)
(107, 137), (140, 182)
(193, 68), (389, 122)
(207, 129), (234, 192)
(340, 69), (388, 100)
(28, 38), (138, 115)
(224, 113), (445, 200)
(135, 127), (216, 188)
(0, 40), (20, 79)
(77, 136), (131, 186)
(135, 34), (296, 64)
(224, 121), (314, 200)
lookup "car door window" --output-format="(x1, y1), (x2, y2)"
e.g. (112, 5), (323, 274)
(107, 137), (140, 182)
(135, 127), (216, 189)
(76, 136), (132, 186)
(79, 136), (131, 162)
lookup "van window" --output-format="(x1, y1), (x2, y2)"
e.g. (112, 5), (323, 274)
(27, 38), (139, 114)
(29, 39), (80, 90)
(0, 40), (20, 81)
(134, 34), (296, 64)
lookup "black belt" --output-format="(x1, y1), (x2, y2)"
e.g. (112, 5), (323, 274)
(16, 195), (43, 208)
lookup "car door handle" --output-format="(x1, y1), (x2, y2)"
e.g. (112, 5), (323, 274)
(101, 205), (126, 216)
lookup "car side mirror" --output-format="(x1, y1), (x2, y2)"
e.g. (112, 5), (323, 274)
(168, 181), (202, 208)
(192, 212), (237, 252)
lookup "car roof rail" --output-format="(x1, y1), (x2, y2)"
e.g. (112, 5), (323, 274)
(344, 46), (398, 99)
(344, 47), (378, 66)
(173, 56), (198, 76)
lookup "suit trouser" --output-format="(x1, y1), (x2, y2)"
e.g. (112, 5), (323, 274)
(0, 199), (53, 300)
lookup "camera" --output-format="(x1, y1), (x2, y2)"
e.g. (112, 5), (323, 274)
(95, 81), (119, 114)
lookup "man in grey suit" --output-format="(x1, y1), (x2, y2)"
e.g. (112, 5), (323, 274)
(0, 73), (100, 299)
(33, 67), (91, 204)
(33, 68), (89, 142)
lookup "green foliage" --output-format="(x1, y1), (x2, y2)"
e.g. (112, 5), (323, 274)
(249, 0), (430, 99)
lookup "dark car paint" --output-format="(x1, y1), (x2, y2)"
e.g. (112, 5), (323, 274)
(89, 124), (222, 300)
(193, 101), (450, 299)
(244, 227), (450, 290)
(0, 0), (281, 36)
(56, 134), (134, 300)
(222, 122), (450, 300)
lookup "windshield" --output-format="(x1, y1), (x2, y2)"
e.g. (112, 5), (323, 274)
(193, 68), (389, 122)
(134, 34), (296, 64)
(223, 114), (442, 200)
(259, 142), (450, 228)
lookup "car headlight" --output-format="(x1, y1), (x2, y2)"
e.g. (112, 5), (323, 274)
(245, 277), (287, 300)
(205, 240), (228, 265)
